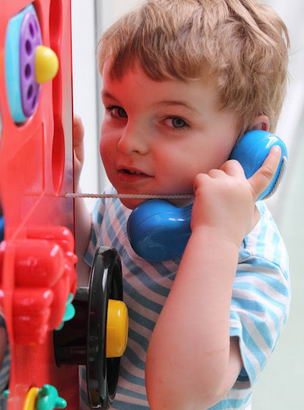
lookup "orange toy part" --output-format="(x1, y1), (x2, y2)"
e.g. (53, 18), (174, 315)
(0, 1), (79, 408)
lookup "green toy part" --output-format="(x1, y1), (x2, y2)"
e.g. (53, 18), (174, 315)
(56, 293), (76, 330)
(36, 384), (67, 410)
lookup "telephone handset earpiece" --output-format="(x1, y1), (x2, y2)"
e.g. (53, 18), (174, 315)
(229, 130), (287, 199)
(127, 130), (288, 262)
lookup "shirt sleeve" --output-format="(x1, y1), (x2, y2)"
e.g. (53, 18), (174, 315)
(84, 198), (106, 267)
(230, 253), (290, 389)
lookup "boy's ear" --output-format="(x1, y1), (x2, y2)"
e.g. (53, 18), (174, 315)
(249, 115), (270, 132)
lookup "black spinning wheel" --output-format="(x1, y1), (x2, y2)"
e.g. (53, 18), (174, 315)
(54, 246), (128, 409)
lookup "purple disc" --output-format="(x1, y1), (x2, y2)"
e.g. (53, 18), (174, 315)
(19, 12), (42, 117)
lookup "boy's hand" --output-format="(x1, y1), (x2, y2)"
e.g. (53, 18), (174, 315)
(73, 116), (84, 189)
(191, 146), (281, 247)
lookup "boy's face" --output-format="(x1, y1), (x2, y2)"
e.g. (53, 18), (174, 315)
(100, 61), (241, 209)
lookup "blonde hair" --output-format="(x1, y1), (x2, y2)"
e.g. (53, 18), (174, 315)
(98, 0), (289, 132)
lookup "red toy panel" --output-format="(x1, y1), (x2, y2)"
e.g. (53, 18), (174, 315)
(0, 0), (79, 408)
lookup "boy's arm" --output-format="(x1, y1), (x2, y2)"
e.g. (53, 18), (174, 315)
(145, 147), (281, 410)
(73, 117), (91, 285)
(147, 228), (242, 409)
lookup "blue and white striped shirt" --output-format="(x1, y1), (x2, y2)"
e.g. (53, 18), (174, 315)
(0, 314), (10, 408)
(80, 187), (290, 410)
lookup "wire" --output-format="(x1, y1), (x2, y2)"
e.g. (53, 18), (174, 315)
(64, 193), (193, 199)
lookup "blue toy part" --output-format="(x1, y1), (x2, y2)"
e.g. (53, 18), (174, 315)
(5, 4), (39, 123)
(230, 130), (288, 200)
(127, 130), (287, 262)
(127, 200), (192, 262)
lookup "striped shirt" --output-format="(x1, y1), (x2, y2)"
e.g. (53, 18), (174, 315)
(0, 314), (10, 407)
(80, 187), (290, 410)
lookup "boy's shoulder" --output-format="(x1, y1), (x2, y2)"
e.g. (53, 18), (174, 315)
(239, 201), (289, 277)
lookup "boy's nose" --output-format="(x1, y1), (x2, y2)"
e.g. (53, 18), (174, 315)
(117, 123), (149, 155)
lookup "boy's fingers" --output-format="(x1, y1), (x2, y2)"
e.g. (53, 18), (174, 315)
(73, 116), (84, 165)
(248, 145), (281, 199)
(73, 116), (84, 146)
(220, 159), (246, 177)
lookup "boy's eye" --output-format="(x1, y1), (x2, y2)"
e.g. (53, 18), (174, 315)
(107, 105), (127, 118)
(164, 116), (188, 129)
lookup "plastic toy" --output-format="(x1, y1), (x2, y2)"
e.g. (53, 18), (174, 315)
(0, 2), (128, 409)
(127, 130), (288, 262)
(54, 247), (128, 409)
(0, 215), (4, 243)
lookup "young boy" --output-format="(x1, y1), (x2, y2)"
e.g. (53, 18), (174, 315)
(0, 0), (290, 409)
(74, 1), (290, 409)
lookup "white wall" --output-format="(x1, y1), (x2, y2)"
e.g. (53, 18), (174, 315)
(98, 0), (143, 31)
(71, 0), (100, 210)
(264, 0), (304, 220)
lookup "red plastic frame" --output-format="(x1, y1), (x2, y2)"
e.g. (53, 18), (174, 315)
(0, 0), (79, 408)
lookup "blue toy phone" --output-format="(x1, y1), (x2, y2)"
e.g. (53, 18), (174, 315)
(127, 130), (288, 262)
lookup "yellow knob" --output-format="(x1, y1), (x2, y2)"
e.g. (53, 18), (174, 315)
(106, 299), (128, 358)
(23, 387), (39, 410)
(35, 45), (59, 84)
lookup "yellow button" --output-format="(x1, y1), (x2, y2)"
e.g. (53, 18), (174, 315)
(23, 387), (39, 410)
(106, 300), (128, 358)
(35, 45), (59, 84)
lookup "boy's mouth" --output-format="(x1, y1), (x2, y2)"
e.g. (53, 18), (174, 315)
(117, 167), (152, 182)
(119, 169), (145, 175)
(118, 166), (151, 176)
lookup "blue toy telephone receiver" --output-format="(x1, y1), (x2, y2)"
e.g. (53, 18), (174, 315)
(127, 130), (288, 262)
